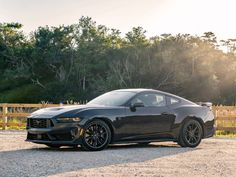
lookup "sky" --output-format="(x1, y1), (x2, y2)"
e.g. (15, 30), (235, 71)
(0, 0), (236, 40)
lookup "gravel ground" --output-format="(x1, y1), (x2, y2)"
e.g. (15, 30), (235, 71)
(0, 131), (236, 177)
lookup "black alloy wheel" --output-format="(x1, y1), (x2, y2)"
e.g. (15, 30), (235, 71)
(178, 119), (203, 147)
(81, 120), (111, 151)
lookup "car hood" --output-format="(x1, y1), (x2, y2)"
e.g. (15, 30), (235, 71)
(29, 104), (105, 118)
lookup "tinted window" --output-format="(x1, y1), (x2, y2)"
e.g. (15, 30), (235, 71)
(170, 97), (180, 104)
(131, 93), (166, 107)
(87, 91), (136, 106)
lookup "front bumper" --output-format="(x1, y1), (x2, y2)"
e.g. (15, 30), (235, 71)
(203, 120), (216, 138)
(26, 118), (83, 145)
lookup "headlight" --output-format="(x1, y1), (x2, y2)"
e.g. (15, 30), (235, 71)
(56, 117), (81, 123)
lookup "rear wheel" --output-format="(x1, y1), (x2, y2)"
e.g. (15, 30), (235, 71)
(177, 138), (186, 147)
(178, 119), (203, 148)
(81, 120), (111, 151)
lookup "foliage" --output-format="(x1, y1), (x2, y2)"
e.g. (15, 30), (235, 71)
(0, 17), (236, 104)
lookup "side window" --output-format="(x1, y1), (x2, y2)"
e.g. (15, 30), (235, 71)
(170, 97), (180, 105)
(131, 93), (166, 107)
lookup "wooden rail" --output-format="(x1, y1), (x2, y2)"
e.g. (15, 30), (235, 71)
(0, 103), (61, 129)
(213, 106), (236, 131)
(0, 104), (236, 131)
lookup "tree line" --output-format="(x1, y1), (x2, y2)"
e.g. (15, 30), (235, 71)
(0, 17), (236, 105)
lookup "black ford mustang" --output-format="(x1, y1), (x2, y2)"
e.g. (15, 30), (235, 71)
(26, 89), (215, 151)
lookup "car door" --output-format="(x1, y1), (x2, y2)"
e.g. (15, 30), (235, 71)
(117, 93), (175, 140)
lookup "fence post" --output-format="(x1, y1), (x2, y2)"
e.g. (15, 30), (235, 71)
(214, 107), (218, 129)
(2, 104), (8, 130)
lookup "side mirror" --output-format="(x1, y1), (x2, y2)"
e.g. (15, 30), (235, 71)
(130, 102), (144, 111)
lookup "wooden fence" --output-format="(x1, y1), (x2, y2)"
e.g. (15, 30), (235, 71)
(0, 103), (236, 131)
(213, 106), (236, 131)
(0, 103), (60, 129)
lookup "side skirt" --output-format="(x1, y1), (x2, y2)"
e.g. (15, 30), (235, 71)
(111, 138), (175, 144)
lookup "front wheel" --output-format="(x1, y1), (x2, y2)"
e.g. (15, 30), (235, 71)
(81, 120), (111, 151)
(178, 119), (203, 148)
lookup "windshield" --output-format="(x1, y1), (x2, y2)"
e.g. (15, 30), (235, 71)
(87, 91), (136, 106)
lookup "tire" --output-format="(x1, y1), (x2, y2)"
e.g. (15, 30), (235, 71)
(46, 144), (61, 148)
(177, 133), (186, 147)
(81, 120), (111, 151)
(178, 119), (203, 148)
(177, 138), (186, 147)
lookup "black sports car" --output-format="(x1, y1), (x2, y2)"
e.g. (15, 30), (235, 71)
(26, 89), (215, 151)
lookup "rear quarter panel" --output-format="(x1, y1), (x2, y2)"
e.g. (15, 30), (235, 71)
(173, 105), (213, 123)
(170, 104), (214, 138)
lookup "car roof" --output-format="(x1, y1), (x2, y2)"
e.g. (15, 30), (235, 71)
(114, 88), (154, 93)
(113, 88), (175, 96)
(113, 88), (196, 105)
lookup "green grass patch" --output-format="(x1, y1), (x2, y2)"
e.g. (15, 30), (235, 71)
(0, 117), (26, 130)
(214, 130), (236, 138)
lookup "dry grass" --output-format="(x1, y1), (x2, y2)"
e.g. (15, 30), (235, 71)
(214, 130), (236, 138)
(0, 117), (26, 130)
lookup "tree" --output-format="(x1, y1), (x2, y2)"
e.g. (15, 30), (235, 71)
(1, 18), (236, 105)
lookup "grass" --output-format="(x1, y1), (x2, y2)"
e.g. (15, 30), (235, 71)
(214, 130), (236, 138)
(0, 117), (26, 130)
(214, 121), (236, 138)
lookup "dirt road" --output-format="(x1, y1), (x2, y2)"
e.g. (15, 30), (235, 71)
(0, 131), (236, 177)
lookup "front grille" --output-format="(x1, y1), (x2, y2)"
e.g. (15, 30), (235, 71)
(29, 118), (49, 128)
(27, 133), (50, 140)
